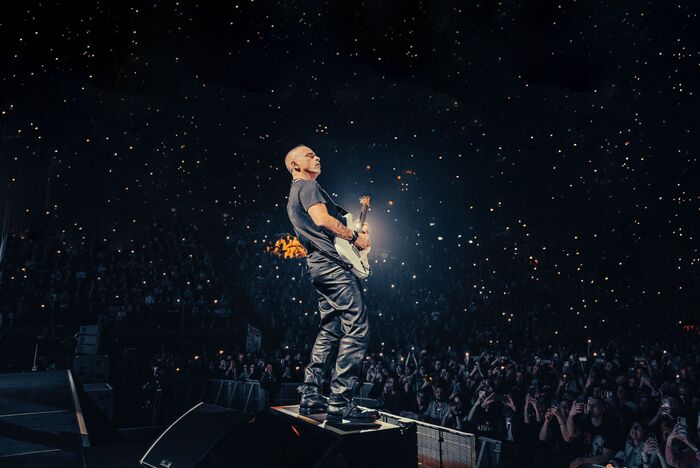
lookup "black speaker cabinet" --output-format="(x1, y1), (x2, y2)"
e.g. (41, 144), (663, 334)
(140, 403), (251, 468)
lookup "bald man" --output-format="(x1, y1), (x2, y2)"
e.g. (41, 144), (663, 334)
(285, 144), (378, 422)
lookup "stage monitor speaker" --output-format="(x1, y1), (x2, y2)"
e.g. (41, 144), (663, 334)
(140, 402), (251, 468)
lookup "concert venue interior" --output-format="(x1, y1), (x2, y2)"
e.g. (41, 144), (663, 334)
(0, 1), (698, 467)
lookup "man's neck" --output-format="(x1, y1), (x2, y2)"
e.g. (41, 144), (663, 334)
(291, 172), (319, 182)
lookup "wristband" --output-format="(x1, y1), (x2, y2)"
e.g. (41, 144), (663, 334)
(350, 230), (359, 244)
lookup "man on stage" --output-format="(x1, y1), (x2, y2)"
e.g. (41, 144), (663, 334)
(284, 144), (379, 422)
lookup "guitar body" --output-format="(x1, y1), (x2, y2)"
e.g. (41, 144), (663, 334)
(333, 197), (371, 279)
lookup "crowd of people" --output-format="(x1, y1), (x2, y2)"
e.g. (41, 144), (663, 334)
(0, 221), (229, 336)
(369, 343), (699, 468)
(1, 215), (698, 467)
(144, 330), (699, 468)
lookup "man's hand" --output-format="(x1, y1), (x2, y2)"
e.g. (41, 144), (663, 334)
(664, 423), (698, 452)
(671, 423), (694, 448)
(481, 393), (495, 409)
(545, 408), (554, 422)
(569, 402), (584, 418)
(551, 405), (564, 422)
(643, 437), (660, 455)
(505, 394), (516, 412)
(354, 231), (371, 250)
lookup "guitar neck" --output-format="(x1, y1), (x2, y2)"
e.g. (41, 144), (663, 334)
(358, 204), (369, 225)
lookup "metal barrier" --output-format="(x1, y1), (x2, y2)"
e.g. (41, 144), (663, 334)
(475, 437), (502, 468)
(275, 382), (301, 406)
(380, 411), (477, 468)
(355, 382), (379, 408)
(203, 379), (266, 413)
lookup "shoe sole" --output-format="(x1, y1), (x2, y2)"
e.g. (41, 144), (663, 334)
(299, 407), (328, 415)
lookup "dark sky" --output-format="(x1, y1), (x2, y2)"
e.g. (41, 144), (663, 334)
(0, 1), (698, 319)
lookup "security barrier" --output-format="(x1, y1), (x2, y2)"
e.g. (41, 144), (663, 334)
(380, 411), (477, 468)
(203, 379), (266, 413)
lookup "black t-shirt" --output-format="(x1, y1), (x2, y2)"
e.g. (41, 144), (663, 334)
(577, 415), (625, 457)
(286, 178), (348, 263)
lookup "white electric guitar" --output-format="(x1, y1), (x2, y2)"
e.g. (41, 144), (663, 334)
(334, 195), (371, 279)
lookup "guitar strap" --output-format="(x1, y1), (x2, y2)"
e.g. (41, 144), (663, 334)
(318, 186), (349, 218)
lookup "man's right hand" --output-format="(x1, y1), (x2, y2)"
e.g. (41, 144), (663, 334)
(570, 402), (584, 417)
(354, 232), (371, 250)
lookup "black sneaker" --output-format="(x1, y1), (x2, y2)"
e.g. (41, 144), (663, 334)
(298, 385), (328, 415)
(326, 394), (379, 422)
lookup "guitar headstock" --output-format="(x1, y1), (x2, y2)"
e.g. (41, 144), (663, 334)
(359, 195), (372, 209)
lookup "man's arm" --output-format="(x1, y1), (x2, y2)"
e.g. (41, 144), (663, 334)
(566, 402), (583, 441)
(308, 203), (355, 240)
(539, 416), (552, 442)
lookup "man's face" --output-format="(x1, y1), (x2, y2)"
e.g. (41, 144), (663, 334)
(629, 422), (647, 443)
(434, 387), (443, 400)
(384, 377), (395, 393)
(616, 386), (626, 400)
(586, 398), (604, 417)
(291, 147), (321, 175)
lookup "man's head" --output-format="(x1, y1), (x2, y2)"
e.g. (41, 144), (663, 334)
(586, 396), (605, 418)
(384, 376), (398, 394)
(434, 385), (445, 401)
(616, 384), (627, 401)
(284, 145), (321, 180)
(628, 420), (648, 443)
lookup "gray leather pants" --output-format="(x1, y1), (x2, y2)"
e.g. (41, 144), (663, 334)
(303, 251), (369, 398)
